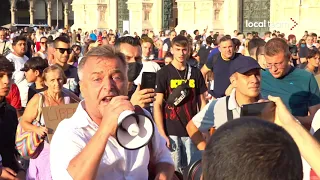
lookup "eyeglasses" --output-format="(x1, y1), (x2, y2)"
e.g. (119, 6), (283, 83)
(266, 61), (286, 69)
(56, 48), (72, 54)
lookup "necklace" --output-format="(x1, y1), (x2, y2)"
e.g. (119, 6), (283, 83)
(45, 91), (64, 106)
(173, 65), (187, 80)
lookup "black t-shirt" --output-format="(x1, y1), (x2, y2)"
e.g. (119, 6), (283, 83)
(27, 83), (47, 103)
(206, 53), (242, 98)
(198, 45), (212, 67)
(0, 100), (20, 172)
(63, 65), (80, 96)
(155, 64), (207, 137)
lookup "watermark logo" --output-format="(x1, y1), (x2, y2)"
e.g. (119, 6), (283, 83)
(245, 19), (298, 30)
(290, 18), (298, 30)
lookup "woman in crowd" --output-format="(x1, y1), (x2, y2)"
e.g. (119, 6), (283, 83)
(288, 34), (299, 67)
(303, 49), (320, 75)
(20, 65), (80, 180)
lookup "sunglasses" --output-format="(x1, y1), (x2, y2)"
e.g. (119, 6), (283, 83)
(40, 42), (47, 44)
(56, 48), (72, 54)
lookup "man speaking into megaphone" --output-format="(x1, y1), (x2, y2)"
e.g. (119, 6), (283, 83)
(50, 45), (174, 180)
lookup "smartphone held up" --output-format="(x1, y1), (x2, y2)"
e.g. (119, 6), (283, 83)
(240, 101), (276, 122)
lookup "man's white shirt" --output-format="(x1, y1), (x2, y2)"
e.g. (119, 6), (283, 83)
(6, 53), (28, 85)
(134, 59), (161, 86)
(50, 101), (173, 180)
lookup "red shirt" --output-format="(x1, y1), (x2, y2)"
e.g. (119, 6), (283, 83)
(6, 83), (22, 110)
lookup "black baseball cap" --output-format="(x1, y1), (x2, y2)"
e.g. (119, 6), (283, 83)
(229, 55), (263, 76)
(20, 57), (49, 72)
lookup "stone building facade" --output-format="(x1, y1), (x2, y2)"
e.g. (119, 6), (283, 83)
(2, 0), (320, 39)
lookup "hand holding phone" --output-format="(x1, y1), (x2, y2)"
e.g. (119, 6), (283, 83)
(240, 101), (276, 122)
(141, 72), (156, 90)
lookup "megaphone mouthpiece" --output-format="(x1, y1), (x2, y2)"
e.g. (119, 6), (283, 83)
(121, 115), (140, 136)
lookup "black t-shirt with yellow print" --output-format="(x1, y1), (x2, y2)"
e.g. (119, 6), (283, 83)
(156, 63), (207, 137)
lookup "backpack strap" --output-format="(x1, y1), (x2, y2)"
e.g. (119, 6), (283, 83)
(226, 96), (233, 121)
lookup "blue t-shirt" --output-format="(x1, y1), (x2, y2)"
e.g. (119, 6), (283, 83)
(261, 67), (320, 116)
(207, 47), (220, 60)
(206, 53), (242, 98)
(90, 33), (97, 41)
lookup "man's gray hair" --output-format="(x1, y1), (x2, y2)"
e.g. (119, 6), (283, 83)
(78, 45), (126, 80)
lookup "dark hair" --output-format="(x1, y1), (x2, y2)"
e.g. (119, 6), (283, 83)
(140, 36), (154, 45)
(265, 31), (271, 35)
(164, 51), (173, 59)
(22, 57), (49, 74)
(248, 38), (266, 57)
(232, 38), (241, 49)
(0, 55), (14, 73)
(265, 38), (291, 60)
(40, 36), (47, 42)
(247, 32), (252, 36)
(115, 36), (141, 50)
(12, 36), (27, 46)
(54, 36), (70, 48)
(219, 36), (232, 44)
(194, 29), (199, 35)
(307, 49), (320, 59)
(203, 117), (303, 180)
(205, 36), (213, 45)
(272, 33), (277, 37)
(180, 30), (187, 36)
(171, 35), (189, 48)
(311, 33), (317, 37)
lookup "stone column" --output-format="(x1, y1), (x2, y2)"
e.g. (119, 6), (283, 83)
(11, 7), (16, 25)
(47, 0), (52, 26)
(29, 0), (35, 25)
(127, 0), (143, 35)
(64, 2), (69, 28)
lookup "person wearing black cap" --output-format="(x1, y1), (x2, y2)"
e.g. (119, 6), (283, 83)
(20, 57), (49, 103)
(186, 56), (263, 150)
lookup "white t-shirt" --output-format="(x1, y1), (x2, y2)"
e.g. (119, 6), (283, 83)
(134, 60), (161, 86)
(6, 53), (29, 85)
(16, 79), (30, 107)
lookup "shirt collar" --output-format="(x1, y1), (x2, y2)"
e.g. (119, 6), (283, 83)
(228, 88), (240, 111)
(73, 100), (99, 130)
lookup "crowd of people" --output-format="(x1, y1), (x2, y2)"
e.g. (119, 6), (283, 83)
(0, 25), (320, 180)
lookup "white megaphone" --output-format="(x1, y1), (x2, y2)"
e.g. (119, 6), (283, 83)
(116, 106), (154, 150)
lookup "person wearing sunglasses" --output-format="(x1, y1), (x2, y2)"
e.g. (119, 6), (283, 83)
(53, 36), (80, 96)
(34, 36), (48, 59)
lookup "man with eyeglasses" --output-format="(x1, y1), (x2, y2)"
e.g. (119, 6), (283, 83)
(34, 37), (48, 59)
(261, 38), (320, 130)
(53, 36), (80, 96)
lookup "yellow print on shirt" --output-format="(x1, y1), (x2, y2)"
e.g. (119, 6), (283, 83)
(170, 79), (195, 89)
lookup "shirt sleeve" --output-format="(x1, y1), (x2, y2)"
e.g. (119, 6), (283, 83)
(205, 54), (214, 70)
(155, 68), (167, 94)
(192, 99), (217, 132)
(9, 84), (22, 110)
(196, 69), (207, 95)
(162, 43), (168, 52)
(308, 75), (320, 107)
(50, 121), (86, 180)
(12, 70), (25, 85)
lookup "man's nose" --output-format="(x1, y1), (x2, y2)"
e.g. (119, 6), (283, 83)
(2, 75), (10, 85)
(102, 78), (115, 91)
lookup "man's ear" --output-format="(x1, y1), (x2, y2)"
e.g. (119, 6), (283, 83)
(229, 73), (237, 87)
(35, 70), (40, 77)
(79, 80), (85, 98)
